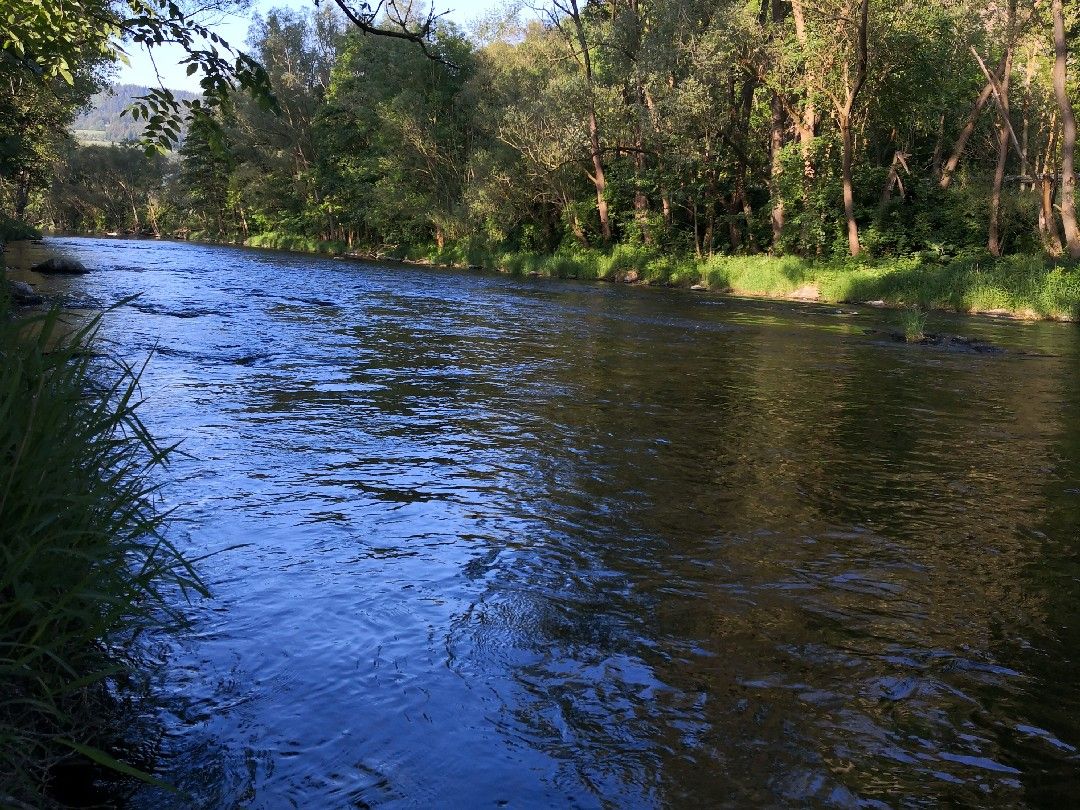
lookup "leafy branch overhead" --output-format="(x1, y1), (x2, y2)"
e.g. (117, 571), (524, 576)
(1, 0), (447, 153)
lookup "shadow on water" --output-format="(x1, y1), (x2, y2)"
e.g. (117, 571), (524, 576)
(20, 237), (1080, 807)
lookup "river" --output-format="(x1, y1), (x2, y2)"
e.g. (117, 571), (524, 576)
(7, 237), (1080, 807)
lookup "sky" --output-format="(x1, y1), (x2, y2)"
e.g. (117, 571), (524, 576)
(115, 0), (500, 92)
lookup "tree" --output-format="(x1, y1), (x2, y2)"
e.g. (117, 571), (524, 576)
(1052, 0), (1080, 257)
(544, 0), (613, 243)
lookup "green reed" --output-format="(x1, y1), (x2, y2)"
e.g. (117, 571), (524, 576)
(0, 294), (203, 805)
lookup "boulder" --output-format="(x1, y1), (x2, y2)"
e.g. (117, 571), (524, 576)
(8, 280), (43, 305)
(690, 283), (707, 291)
(32, 257), (88, 275)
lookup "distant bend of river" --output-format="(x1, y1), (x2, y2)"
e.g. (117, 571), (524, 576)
(8, 237), (1080, 807)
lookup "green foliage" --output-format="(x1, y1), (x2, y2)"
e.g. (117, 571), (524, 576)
(0, 214), (41, 242)
(245, 231), (347, 254)
(0, 301), (204, 804)
(72, 84), (199, 145)
(45, 143), (171, 233)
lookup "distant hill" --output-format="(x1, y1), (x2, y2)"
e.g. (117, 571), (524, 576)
(71, 84), (199, 145)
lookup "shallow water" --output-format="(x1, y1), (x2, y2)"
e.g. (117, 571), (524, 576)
(8, 237), (1080, 807)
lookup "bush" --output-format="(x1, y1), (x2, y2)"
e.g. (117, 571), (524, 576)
(0, 299), (202, 804)
(0, 216), (42, 244)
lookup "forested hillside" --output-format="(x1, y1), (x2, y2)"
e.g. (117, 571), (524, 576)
(71, 84), (198, 144)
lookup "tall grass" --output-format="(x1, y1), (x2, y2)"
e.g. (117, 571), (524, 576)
(0, 295), (203, 805)
(901, 307), (928, 342)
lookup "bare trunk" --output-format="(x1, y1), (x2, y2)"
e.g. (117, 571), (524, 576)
(939, 53), (1009, 190)
(1053, 0), (1080, 257)
(841, 0), (869, 258)
(1042, 176), (1064, 254)
(564, 0), (611, 244)
(989, 129), (1010, 256)
(633, 144), (651, 243)
(880, 150), (909, 211)
(790, 0), (819, 254)
(566, 194), (589, 247)
(790, 0), (817, 183)
(692, 202), (702, 258)
(770, 92), (786, 249)
(989, 21), (1014, 258)
(727, 197), (742, 250)
(1039, 110), (1063, 253)
(704, 200), (715, 255)
(589, 112), (611, 243)
(842, 117), (859, 256)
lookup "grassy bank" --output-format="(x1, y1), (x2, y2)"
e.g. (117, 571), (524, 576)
(0, 293), (201, 805)
(75, 225), (1080, 321)
(398, 242), (1080, 321)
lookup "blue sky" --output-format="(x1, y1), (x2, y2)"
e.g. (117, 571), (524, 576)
(115, 0), (499, 92)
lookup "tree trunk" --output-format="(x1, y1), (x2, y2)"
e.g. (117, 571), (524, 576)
(841, 115), (860, 256)
(704, 200), (715, 255)
(693, 202), (702, 258)
(1042, 176), (1064, 255)
(790, 0), (817, 182)
(1038, 110), (1063, 253)
(989, 16), (1014, 258)
(880, 150), (908, 211)
(633, 144), (651, 243)
(770, 91), (786, 249)
(565, 194), (589, 247)
(846, 0), (869, 256)
(1053, 0), (1080, 257)
(939, 53), (1008, 190)
(732, 73), (757, 253)
(560, 0), (612, 244)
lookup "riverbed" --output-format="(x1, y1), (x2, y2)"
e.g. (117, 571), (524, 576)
(7, 237), (1080, 807)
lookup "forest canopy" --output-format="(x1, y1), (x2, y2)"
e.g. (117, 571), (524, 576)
(6, 0), (1080, 267)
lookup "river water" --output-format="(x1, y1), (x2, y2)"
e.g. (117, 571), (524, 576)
(8, 237), (1080, 807)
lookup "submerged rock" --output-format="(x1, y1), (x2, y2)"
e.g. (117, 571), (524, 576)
(32, 257), (88, 275)
(8, 280), (43, 305)
(864, 329), (1004, 354)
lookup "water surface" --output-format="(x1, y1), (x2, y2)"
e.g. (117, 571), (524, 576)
(9, 238), (1080, 807)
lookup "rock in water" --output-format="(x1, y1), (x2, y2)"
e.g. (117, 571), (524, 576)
(32, 257), (88, 275)
(8, 280), (43, 305)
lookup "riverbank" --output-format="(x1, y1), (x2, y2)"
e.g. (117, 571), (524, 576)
(243, 232), (1080, 322)
(38, 228), (1080, 321)
(409, 244), (1080, 322)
